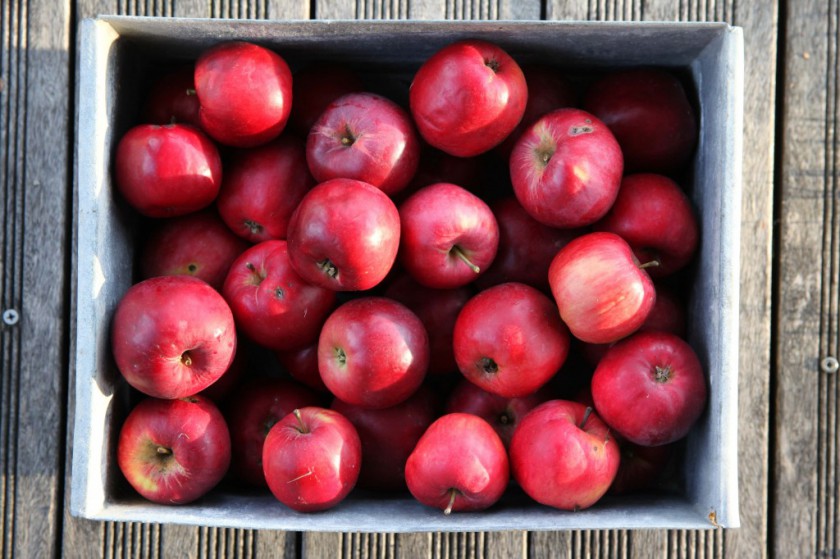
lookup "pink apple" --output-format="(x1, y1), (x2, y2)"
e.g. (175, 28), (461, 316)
(117, 395), (231, 505)
(262, 406), (362, 512)
(142, 66), (201, 127)
(114, 123), (222, 218)
(111, 275), (237, 399)
(509, 399), (620, 510)
(290, 64), (364, 136)
(410, 40), (527, 157)
(510, 108), (623, 228)
(318, 297), (429, 409)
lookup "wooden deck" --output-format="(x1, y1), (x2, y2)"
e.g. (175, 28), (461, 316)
(0, 0), (799, 556)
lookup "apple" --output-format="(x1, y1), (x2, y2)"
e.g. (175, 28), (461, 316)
(584, 68), (697, 173)
(510, 107), (623, 229)
(509, 399), (620, 510)
(114, 123), (222, 218)
(405, 145), (485, 199)
(331, 387), (438, 491)
(398, 182), (499, 289)
(276, 344), (330, 393)
(453, 282), (569, 398)
(410, 39), (527, 157)
(318, 297), (429, 409)
(199, 345), (247, 403)
(111, 275), (237, 399)
(262, 406), (362, 512)
(222, 240), (336, 351)
(307, 92), (420, 196)
(610, 438), (675, 494)
(548, 232), (656, 344)
(216, 135), (314, 243)
(405, 413), (509, 514)
(290, 64), (364, 136)
(593, 173), (699, 277)
(194, 41), (292, 147)
(139, 209), (249, 291)
(591, 330), (707, 446)
(226, 378), (322, 487)
(117, 395), (231, 505)
(286, 178), (401, 291)
(141, 66), (201, 126)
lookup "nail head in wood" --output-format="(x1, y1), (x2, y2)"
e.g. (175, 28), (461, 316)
(821, 356), (839, 374)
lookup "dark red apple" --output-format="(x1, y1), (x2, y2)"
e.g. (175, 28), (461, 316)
(216, 135), (314, 243)
(286, 178), (401, 291)
(111, 275), (237, 399)
(199, 345), (247, 403)
(222, 240), (336, 351)
(114, 123), (222, 218)
(509, 399), (620, 510)
(410, 40), (527, 157)
(610, 438), (675, 494)
(262, 407), (362, 512)
(290, 64), (364, 136)
(510, 108), (623, 229)
(405, 413), (509, 514)
(398, 182), (499, 289)
(591, 330), (707, 446)
(142, 66), (201, 127)
(306, 92), (420, 196)
(194, 41), (292, 147)
(117, 395), (231, 505)
(405, 145), (485, 198)
(548, 232), (656, 344)
(318, 297), (429, 409)
(276, 344), (330, 393)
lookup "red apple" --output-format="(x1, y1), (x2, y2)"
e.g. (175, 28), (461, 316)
(584, 68), (697, 173)
(509, 399), (620, 510)
(222, 240), (335, 351)
(111, 275), (237, 399)
(117, 395), (231, 505)
(262, 406), (362, 512)
(306, 92), (420, 196)
(331, 387), (438, 491)
(114, 123), (222, 218)
(226, 378), (322, 487)
(453, 282), (569, 398)
(591, 331), (707, 446)
(290, 64), (364, 136)
(199, 346), (247, 403)
(548, 232), (656, 344)
(405, 413), (509, 514)
(287, 178), (401, 291)
(610, 438), (675, 494)
(142, 66), (201, 127)
(593, 173), (699, 277)
(398, 182), (499, 289)
(216, 135), (314, 243)
(139, 210), (249, 291)
(410, 40), (527, 157)
(276, 344), (330, 393)
(318, 297), (429, 409)
(405, 145), (485, 199)
(194, 41), (292, 147)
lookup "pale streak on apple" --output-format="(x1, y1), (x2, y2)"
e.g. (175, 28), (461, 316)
(286, 468), (314, 484)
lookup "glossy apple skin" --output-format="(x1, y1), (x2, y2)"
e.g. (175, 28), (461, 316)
(111, 276), (237, 399)
(307, 92), (420, 196)
(445, 380), (551, 447)
(399, 182), (499, 289)
(477, 197), (580, 292)
(117, 396), (231, 505)
(331, 387), (438, 491)
(584, 68), (697, 173)
(139, 210), (249, 291)
(453, 282), (570, 398)
(290, 64), (364, 136)
(410, 40), (527, 157)
(142, 66), (201, 126)
(384, 274), (471, 376)
(114, 123), (222, 218)
(593, 173), (699, 277)
(510, 399), (620, 511)
(405, 413), (509, 513)
(194, 41), (292, 147)
(591, 331), (707, 446)
(217, 135), (314, 243)
(510, 108), (623, 229)
(276, 344), (330, 393)
(222, 240), (336, 351)
(549, 232), (656, 344)
(287, 178), (401, 291)
(318, 297), (429, 409)
(226, 378), (322, 487)
(262, 406), (362, 512)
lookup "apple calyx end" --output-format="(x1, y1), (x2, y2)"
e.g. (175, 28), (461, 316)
(443, 488), (459, 515)
(451, 245), (481, 274)
(187, 263), (198, 274)
(334, 347), (347, 367)
(340, 124), (357, 147)
(654, 365), (672, 383)
(478, 357), (499, 375)
(243, 219), (264, 236)
(317, 258), (339, 280)
(484, 58), (500, 73)
(180, 351), (193, 367)
(580, 406), (594, 430)
(292, 409), (310, 434)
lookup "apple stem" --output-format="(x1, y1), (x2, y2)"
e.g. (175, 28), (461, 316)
(293, 409), (310, 434)
(639, 259), (661, 270)
(186, 88), (196, 96)
(580, 406), (594, 430)
(156, 446), (172, 456)
(451, 245), (480, 274)
(444, 488), (458, 515)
